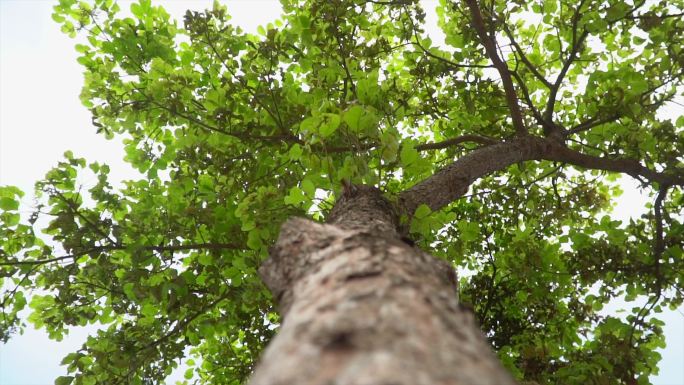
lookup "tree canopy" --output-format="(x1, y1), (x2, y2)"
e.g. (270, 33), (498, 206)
(1, 0), (683, 384)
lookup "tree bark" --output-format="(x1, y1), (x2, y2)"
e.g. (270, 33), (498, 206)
(251, 186), (515, 385)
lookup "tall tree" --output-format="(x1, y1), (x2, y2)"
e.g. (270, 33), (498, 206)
(1, 0), (682, 384)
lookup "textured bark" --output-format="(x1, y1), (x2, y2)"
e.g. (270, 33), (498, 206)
(399, 136), (549, 215)
(252, 186), (515, 385)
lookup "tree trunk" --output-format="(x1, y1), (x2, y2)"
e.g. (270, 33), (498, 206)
(250, 185), (515, 385)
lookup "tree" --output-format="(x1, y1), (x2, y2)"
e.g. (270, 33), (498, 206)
(1, 0), (682, 383)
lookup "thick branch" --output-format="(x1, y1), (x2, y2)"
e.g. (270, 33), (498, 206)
(415, 134), (499, 150)
(541, 144), (681, 185)
(399, 137), (548, 214)
(464, 0), (527, 136)
(399, 136), (682, 215)
(311, 135), (499, 154)
(509, 69), (548, 129)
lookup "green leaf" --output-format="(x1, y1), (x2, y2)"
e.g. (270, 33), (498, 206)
(0, 185), (23, 199)
(380, 131), (399, 162)
(241, 220), (256, 232)
(414, 204), (432, 219)
(400, 142), (418, 166)
(52, 13), (66, 23)
(141, 302), (157, 318)
(197, 253), (213, 266)
(319, 113), (341, 137)
(675, 115), (684, 127)
(301, 179), (315, 197)
(4, 213), (20, 226)
(247, 229), (262, 250)
(284, 186), (307, 206)
(288, 144), (303, 160)
(457, 221), (479, 242)
(343, 105), (364, 131)
(55, 376), (74, 385)
(357, 71), (380, 104)
(0, 197), (19, 211)
(300, 116), (319, 133)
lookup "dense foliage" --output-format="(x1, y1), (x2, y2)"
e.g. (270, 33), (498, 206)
(1, 0), (682, 384)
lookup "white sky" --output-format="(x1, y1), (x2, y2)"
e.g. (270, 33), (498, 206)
(0, 0), (681, 384)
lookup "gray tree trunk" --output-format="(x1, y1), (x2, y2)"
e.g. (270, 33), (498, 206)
(250, 185), (515, 385)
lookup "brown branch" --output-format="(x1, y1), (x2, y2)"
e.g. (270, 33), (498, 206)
(407, 16), (492, 70)
(200, 23), (284, 131)
(399, 136), (546, 214)
(415, 135), (499, 150)
(509, 69), (548, 128)
(0, 265), (38, 308)
(627, 11), (684, 21)
(544, 31), (587, 123)
(0, 253), (75, 266)
(541, 143), (681, 185)
(544, 0), (589, 125)
(464, 0), (527, 136)
(412, 40), (493, 70)
(0, 242), (244, 267)
(49, 188), (119, 246)
(399, 135), (683, 215)
(143, 96), (298, 144)
(501, 24), (552, 88)
(366, 0), (412, 5)
(569, 69), (683, 136)
(309, 135), (499, 154)
(652, 184), (670, 263)
(568, 113), (621, 135)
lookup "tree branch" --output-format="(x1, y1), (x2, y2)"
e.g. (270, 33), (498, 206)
(142, 95), (298, 144)
(415, 134), (499, 150)
(399, 136), (547, 214)
(0, 242), (244, 267)
(399, 135), (683, 215)
(568, 113), (621, 135)
(407, 15), (492, 70)
(543, 0), (589, 126)
(464, 0), (527, 136)
(541, 143), (681, 185)
(508, 69), (548, 129)
(501, 24), (552, 88)
(309, 134), (499, 154)
(653, 184), (670, 270)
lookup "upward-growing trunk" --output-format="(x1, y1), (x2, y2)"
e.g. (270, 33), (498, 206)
(250, 185), (515, 385)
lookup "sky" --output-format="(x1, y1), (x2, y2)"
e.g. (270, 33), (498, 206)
(0, 0), (682, 384)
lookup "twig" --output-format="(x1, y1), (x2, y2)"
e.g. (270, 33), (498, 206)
(464, 0), (527, 136)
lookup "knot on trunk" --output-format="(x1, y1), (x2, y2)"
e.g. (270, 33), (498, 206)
(327, 184), (400, 236)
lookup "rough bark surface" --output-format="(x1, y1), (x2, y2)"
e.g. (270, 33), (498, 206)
(399, 137), (548, 215)
(252, 186), (515, 385)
